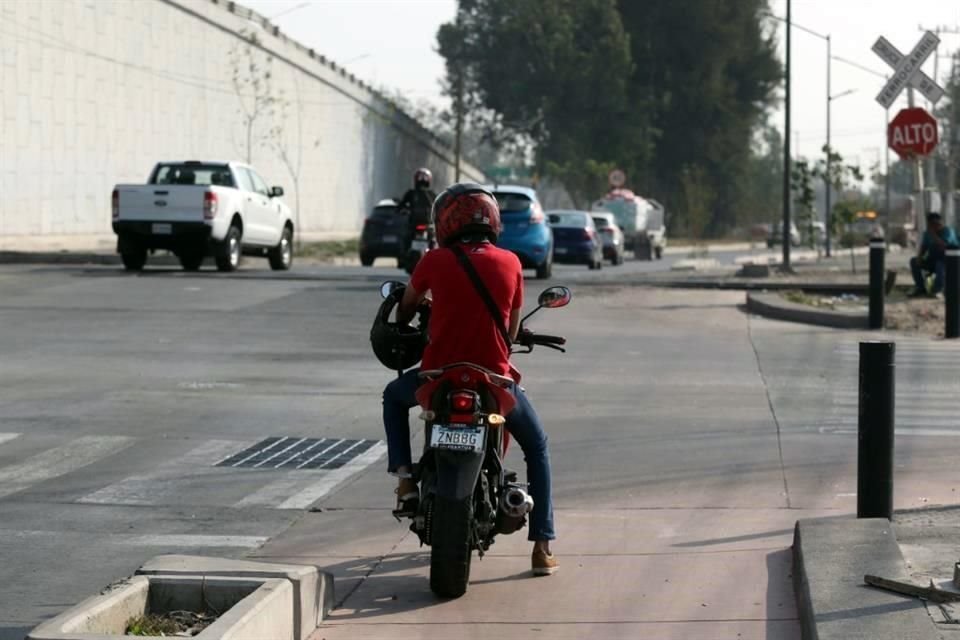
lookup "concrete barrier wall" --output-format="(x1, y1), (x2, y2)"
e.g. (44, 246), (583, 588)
(0, 0), (484, 245)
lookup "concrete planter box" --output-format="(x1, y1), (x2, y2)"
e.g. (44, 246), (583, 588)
(27, 575), (293, 640)
(136, 555), (333, 640)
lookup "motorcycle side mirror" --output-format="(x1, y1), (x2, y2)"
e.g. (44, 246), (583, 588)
(380, 281), (405, 299)
(537, 286), (572, 309)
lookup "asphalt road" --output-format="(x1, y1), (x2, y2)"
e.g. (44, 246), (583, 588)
(2, 258), (957, 639)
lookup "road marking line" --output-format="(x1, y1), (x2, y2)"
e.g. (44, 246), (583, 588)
(820, 426), (960, 437)
(315, 439), (365, 470)
(272, 437), (328, 468)
(0, 433), (21, 446)
(295, 438), (344, 470)
(118, 534), (268, 548)
(253, 437), (307, 468)
(232, 472), (314, 508)
(0, 435), (133, 500)
(278, 442), (387, 510)
(230, 436), (289, 468)
(0, 530), (266, 548)
(77, 440), (247, 505)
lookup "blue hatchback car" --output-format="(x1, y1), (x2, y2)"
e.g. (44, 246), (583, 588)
(489, 185), (553, 279)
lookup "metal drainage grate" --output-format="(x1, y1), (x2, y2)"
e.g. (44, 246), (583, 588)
(216, 437), (380, 470)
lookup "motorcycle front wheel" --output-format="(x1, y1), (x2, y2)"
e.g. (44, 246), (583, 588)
(429, 495), (473, 598)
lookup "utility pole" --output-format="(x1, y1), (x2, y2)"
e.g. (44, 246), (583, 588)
(782, 0), (792, 271)
(453, 67), (463, 182)
(825, 35), (832, 257)
(950, 54), (959, 227)
(917, 25), (960, 225)
(452, 12), (464, 182)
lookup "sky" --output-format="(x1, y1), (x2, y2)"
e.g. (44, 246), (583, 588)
(240, 0), (960, 173)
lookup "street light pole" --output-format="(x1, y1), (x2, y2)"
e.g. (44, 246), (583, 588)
(782, 0), (792, 270)
(826, 35), (832, 257)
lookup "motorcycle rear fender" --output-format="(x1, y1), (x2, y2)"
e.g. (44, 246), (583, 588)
(433, 449), (484, 501)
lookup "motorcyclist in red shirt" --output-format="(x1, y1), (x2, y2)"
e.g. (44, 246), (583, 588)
(381, 183), (557, 576)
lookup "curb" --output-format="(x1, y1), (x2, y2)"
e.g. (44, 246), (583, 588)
(27, 575), (295, 640)
(25, 555), (332, 640)
(793, 517), (939, 640)
(0, 251), (123, 265)
(746, 291), (869, 329)
(137, 554), (333, 640)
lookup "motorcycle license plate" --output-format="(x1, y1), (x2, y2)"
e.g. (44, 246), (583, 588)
(430, 425), (484, 452)
(411, 239), (428, 251)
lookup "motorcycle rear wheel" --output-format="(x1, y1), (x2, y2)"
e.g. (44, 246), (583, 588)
(429, 496), (473, 598)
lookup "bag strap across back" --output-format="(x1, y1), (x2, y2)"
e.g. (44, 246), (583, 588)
(449, 244), (512, 347)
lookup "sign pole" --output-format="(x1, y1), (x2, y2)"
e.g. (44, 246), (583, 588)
(908, 88), (927, 240)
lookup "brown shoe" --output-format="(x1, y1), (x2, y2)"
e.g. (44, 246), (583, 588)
(393, 478), (419, 517)
(532, 549), (558, 576)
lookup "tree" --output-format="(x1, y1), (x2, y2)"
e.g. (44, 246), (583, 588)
(230, 30), (278, 164)
(437, 0), (780, 231)
(678, 164), (715, 244)
(437, 0), (633, 184)
(617, 0), (780, 233)
(544, 158), (616, 209)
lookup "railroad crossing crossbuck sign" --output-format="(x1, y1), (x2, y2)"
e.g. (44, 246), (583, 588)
(872, 31), (945, 108)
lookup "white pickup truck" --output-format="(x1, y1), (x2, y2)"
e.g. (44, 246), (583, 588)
(112, 161), (295, 271)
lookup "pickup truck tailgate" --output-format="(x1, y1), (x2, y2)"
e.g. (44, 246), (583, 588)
(115, 185), (207, 222)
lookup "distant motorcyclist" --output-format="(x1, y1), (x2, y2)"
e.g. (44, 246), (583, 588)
(397, 168), (437, 246)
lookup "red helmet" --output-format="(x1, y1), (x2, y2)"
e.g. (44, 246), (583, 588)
(432, 183), (502, 247)
(414, 168), (432, 188)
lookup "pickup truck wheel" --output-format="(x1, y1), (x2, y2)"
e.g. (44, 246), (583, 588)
(121, 245), (147, 271)
(268, 227), (293, 271)
(216, 225), (242, 272)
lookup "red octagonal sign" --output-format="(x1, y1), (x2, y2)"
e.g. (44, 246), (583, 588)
(888, 107), (939, 159)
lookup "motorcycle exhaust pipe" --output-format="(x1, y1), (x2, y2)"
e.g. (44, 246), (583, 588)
(502, 487), (534, 517)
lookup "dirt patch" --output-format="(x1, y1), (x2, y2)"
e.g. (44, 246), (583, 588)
(125, 611), (216, 636)
(778, 289), (946, 337)
(884, 294), (946, 337)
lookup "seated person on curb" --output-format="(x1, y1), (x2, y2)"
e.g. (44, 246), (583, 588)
(909, 212), (959, 297)
(381, 183), (558, 577)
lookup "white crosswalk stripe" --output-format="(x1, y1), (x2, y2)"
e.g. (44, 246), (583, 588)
(0, 435), (133, 499)
(77, 440), (252, 506)
(820, 340), (960, 436)
(0, 433), (386, 509)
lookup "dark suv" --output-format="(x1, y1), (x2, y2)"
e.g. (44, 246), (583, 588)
(359, 199), (406, 266)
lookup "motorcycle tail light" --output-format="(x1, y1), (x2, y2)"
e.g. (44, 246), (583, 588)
(415, 224), (428, 232)
(450, 391), (476, 413)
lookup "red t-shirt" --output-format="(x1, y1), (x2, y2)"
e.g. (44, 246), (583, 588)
(410, 242), (523, 378)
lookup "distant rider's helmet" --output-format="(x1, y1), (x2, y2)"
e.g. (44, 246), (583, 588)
(414, 168), (432, 189)
(370, 286), (429, 372)
(431, 182), (502, 247)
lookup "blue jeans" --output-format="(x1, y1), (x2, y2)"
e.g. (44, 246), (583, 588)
(382, 368), (555, 542)
(911, 255), (945, 293)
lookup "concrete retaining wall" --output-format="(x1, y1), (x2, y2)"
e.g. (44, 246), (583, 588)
(0, 0), (484, 244)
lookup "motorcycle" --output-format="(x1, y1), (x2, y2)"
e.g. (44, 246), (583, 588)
(400, 208), (435, 274)
(378, 281), (571, 598)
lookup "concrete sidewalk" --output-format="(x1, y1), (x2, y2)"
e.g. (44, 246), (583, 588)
(245, 504), (836, 639)
(793, 511), (960, 640)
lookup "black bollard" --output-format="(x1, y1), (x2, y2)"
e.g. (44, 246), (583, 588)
(946, 248), (959, 339)
(857, 341), (895, 520)
(869, 239), (885, 330)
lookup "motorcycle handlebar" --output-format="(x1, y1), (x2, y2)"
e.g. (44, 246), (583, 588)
(529, 333), (566, 346)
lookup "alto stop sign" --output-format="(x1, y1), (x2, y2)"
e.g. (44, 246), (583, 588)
(888, 107), (939, 158)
